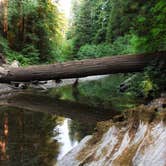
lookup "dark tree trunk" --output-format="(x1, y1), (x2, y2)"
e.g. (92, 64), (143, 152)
(0, 52), (165, 83)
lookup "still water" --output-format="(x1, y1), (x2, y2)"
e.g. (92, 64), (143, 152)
(0, 89), (114, 165)
(55, 118), (79, 160)
(0, 105), (96, 165)
(0, 77), (139, 166)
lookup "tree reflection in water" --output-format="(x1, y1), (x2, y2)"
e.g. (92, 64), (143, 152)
(0, 88), (120, 165)
(69, 120), (95, 142)
(0, 107), (60, 166)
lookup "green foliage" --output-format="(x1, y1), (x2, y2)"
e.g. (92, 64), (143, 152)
(76, 44), (113, 59)
(129, 35), (147, 53)
(71, 0), (166, 54)
(0, 0), (64, 65)
(0, 35), (9, 53)
(132, 0), (166, 52)
(0, 35), (29, 65)
(21, 44), (40, 64)
(53, 39), (74, 62)
(145, 59), (166, 95)
(128, 59), (166, 98)
(69, 0), (166, 98)
(0, 0), (165, 99)
(106, 0), (137, 42)
(140, 79), (154, 97)
(70, 0), (112, 51)
(72, 0), (94, 52)
(76, 35), (134, 59)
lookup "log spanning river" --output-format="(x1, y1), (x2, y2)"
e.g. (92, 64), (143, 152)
(0, 78), (166, 166)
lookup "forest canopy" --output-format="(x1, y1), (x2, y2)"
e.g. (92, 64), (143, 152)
(69, 0), (166, 57)
(0, 0), (166, 63)
(0, 0), (66, 64)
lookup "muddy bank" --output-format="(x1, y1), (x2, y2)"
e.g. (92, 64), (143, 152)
(58, 98), (166, 166)
(0, 75), (108, 93)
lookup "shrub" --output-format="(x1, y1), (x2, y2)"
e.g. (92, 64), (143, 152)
(76, 35), (134, 59)
(0, 36), (32, 65)
(21, 44), (40, 64)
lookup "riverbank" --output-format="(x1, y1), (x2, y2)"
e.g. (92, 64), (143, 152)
(0, 75), (108, 92)
(0, 75), (110, 105)
(58, 97), (166, 166)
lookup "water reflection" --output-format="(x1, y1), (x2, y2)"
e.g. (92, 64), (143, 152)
(0, 87), (133, 165)
(0, 90), (103, 165)
(55, 119), (78, 160)
(1, 91), (116, 124)
(0, 108), (59, 166)
(55, 118), (95, 160)
(0, 107), (95, 165)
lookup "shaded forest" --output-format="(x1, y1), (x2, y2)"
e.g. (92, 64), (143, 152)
(0, 0), (166, 98)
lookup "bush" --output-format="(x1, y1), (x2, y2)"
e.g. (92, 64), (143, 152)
(21, 44), (40, 64)
(128, 59), (166, 98)
(52, 39), (74, 62)
(0, 36), (33, 65)
(76, 35), (134, 59)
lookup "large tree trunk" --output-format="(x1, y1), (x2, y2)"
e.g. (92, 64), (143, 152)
(0, 52), (165, 83)
(0, 0), (8, 37)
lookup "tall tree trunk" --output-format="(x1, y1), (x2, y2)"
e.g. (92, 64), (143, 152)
(3, 0), (8, 38)
(0, 0), (8, 37)
(17, 0), (24, 48)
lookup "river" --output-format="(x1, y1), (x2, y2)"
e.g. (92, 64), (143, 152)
(0, 82), (118, 165)
(0, 106), (95, 165)
(0, 76), (161, 166)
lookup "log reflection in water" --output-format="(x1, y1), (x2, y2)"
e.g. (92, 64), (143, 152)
(0, 91), (117, 125)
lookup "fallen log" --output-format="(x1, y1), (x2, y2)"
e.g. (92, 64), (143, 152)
(0, 51), (165, 83)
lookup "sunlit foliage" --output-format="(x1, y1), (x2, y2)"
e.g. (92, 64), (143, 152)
(0, 0), (65, 64)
